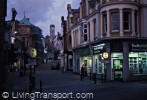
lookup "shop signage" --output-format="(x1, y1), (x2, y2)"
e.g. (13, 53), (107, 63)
(76, 47), (91, 56)
(93, 43), (105, 54)
(129, 43), (147, 52)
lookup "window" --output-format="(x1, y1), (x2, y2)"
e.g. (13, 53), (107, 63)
(84, 29), (87, 33)
(123, 12), (130, 30)
(83, 23), (87, 42)
(111, 12), (119, 31)
(69, 35), (72, 45)
(129, 52), (147, 75)
(80, 27), (83, 43)
(84, 24), (87, 28)
(135, 11), (138, 33)
(84, 34), (87, 41)
(88, 22), (90, 41)
(103, 13), (107, 34)
(93, 19), (96, 40)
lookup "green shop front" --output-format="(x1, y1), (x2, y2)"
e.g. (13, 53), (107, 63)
(73, 46), (92, 73)
(92, 38), (147, 81)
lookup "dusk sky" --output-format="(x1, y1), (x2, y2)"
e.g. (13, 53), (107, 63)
(7, 0), (81, 37)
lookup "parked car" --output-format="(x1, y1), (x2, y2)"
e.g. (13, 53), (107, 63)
(49, 60), (60, 70)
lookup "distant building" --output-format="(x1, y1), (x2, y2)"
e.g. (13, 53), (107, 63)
(18, 16), (44, 66)
(50, 24), (55, 37)
(50, 24), (55, 46)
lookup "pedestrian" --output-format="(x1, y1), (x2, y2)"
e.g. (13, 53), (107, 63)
(62, 63), (66, 73)
(14, 62), (17, 71)
(80, 65), (85, 81)
(46, 59), (48, 63)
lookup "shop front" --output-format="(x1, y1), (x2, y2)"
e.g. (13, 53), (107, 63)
(128, 43), (147, 80)
(92, 43), (106, 79)
(111, 41), (147, 81)
(73, 46), (91, 73)
(92, 38), (147, 81)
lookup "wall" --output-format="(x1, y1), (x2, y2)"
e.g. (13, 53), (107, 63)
(141, 7), (147, 37)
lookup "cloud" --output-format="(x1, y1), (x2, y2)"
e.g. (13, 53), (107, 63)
(7, 0), (81, 37)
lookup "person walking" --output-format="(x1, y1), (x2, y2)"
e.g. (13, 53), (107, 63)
(80, 65), (85, 81)
(62, 63), (66, 73)
(84, 64), (87, 77)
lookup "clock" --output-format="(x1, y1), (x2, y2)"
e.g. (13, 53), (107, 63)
(102, 52), (109, 59)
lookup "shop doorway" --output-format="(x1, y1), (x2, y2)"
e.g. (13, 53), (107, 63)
(113, 59), (123, 80)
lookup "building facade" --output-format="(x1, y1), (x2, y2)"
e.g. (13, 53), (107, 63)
(31, 25), (44, 65)
(67, 0), (147, 81)
(18, 17), (44, 67)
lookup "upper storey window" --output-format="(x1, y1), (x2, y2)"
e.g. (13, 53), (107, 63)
(103, 13), (107, 34)
(123, 12), (131, 31)
(83, 23), (88, 41)
(111, 12), (119, 31)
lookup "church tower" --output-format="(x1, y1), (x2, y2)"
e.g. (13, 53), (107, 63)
(50, 24), (55, 37)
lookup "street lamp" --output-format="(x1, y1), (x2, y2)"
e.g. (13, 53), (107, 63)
(11, 8), (17, 21)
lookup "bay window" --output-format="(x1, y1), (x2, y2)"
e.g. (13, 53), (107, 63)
(111, 12), (119, 31)
(103, 13), (107, 34)
(123, 11), (131, 31)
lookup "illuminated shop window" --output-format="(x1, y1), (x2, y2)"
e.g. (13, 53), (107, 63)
(129, 52), (147, 75)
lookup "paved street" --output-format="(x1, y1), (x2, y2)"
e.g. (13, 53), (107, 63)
(34, 62), (147, 100)
(9, 62), (147, 100)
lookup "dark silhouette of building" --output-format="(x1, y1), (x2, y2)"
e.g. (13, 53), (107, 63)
(0, 0), (7, 95)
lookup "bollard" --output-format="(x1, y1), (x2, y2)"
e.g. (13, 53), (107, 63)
(19, 71), (23, 77)
(80, 74), (83, 81)
(29, 71), (32, 81)
(34, 65), (35, 74)
(101, 74), (104, 83)
(89, 72), (92, 80)
(29, 78), (33, 93)
(93, 73), (96, 84)
(40, 80), (42, 93)
(32, 76), (35, 89)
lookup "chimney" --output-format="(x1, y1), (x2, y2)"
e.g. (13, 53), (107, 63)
(67, 4), (71, 13)
(61, 16), (64, 21)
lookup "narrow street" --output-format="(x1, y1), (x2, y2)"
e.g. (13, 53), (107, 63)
(9, 62), (147, 100)
(34, 62), (147, 100)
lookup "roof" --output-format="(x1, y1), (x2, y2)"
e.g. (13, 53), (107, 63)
(71, 9), (79, 14)
(19, 17), (31, 25)
(90, 0), (97, 6)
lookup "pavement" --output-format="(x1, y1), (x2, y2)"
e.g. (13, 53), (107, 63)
(7, 62), (147, 100)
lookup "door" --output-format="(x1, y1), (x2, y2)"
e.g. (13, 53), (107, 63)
(113, 59), (123, 80)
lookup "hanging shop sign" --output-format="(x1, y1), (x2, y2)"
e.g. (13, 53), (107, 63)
(92, 43), (105, 54)
(76, 47), (91, 56)
(129, 43), (147, 52)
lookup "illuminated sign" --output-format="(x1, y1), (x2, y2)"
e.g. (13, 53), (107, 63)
(93, 43), (105, 54)
(129, 43), (147, 52)
(29, 48), (37, 58)
(102, 52), (109, 59)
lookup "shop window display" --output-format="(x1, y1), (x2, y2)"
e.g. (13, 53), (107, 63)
(129, 52), (147, 75)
